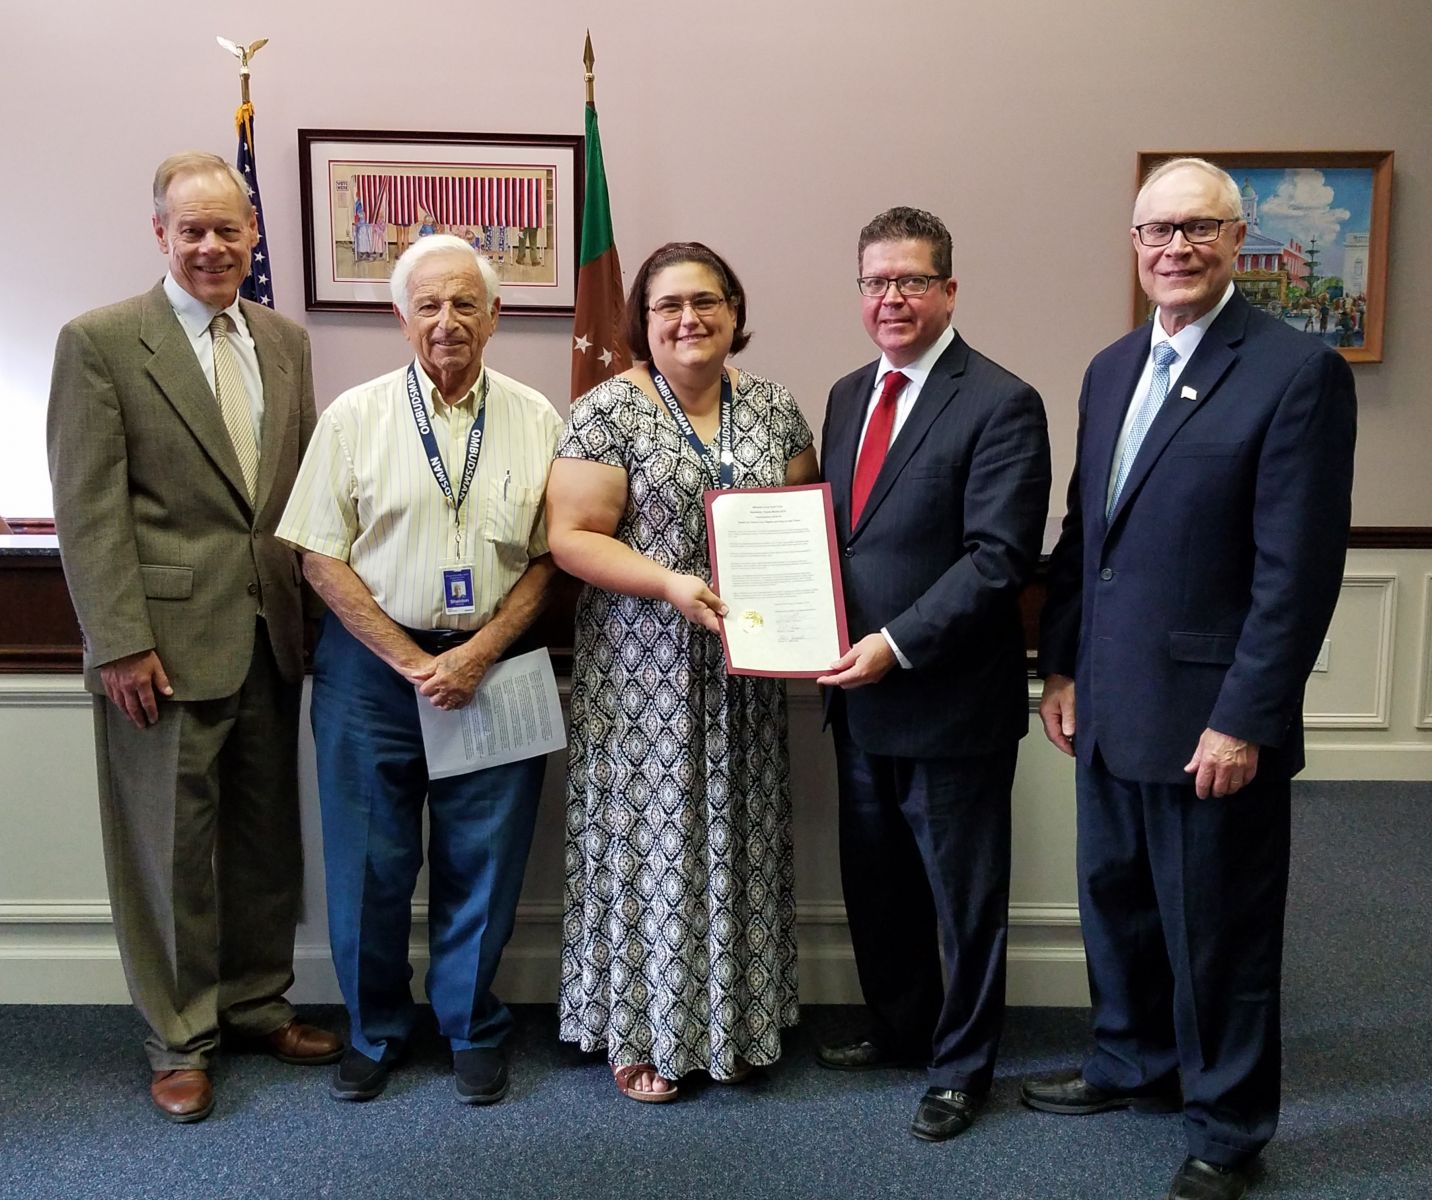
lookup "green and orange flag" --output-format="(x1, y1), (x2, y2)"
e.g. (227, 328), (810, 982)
(571, 37), (631, 400)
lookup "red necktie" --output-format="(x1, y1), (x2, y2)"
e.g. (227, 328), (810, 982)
(850, 370), (908, 526)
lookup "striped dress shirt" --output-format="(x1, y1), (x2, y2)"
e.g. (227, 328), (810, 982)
(277, 360), (563, 630)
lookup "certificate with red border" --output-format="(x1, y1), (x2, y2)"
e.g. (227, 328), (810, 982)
(703, 483), (851, 678)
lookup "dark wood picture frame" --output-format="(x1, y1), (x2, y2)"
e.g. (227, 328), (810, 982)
(299, 129), (584, 316)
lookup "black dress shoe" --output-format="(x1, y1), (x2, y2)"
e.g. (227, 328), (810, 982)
(330, 1045), (399, 1102)
(1020, 1068), (1181, 1114)
(910, 1087), (980, 1141)
(816, 1038), (898, 1071)
(454, 1047), (510, 1105)
(1167, 1156), (1248, 1200)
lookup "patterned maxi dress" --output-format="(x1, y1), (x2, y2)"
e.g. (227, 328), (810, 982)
(556, 372), (811, 1081)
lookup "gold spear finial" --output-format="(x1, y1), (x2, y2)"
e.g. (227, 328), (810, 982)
(216, 36), (268, 105)
(583, 30), (595, 105)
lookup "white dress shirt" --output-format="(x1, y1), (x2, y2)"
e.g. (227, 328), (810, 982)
(856, 324), (956, 670)
(1105, 283), (1236, 512)
(856, 325), (956, 457)
(162, 272), (264, 445)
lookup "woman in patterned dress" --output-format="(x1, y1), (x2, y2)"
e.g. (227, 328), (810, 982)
(546, 242), (817, 1102)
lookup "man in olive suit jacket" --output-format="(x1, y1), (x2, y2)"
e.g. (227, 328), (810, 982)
(47, 152), (340, 1123)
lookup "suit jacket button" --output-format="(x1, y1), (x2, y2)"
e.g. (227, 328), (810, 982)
(1099, 567), (1114, 581)
(843, 547), (853, 558)
(247, 582), (259, 595)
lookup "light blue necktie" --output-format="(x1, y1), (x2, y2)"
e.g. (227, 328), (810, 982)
(1108, 341), (1179, 516)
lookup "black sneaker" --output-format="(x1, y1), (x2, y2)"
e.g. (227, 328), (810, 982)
(330, 1045), (399, 1102)
(453, 1047), (509, 1105)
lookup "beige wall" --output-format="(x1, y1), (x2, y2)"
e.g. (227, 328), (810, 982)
(3, 0), (1429, 521)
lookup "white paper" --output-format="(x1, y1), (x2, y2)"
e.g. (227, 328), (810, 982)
(416, 647), (566, 779)
(708, 486), (846, 676)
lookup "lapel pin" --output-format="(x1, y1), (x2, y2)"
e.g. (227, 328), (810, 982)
(1180, 385), (1198, 401)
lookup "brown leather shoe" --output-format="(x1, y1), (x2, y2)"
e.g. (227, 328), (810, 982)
(150, 1069), (213, 1123)
(263, 1019), (344, 1065)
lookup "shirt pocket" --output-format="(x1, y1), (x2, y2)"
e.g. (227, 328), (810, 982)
(480, 477), (544, 555)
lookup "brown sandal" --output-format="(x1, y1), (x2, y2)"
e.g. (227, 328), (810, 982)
(612, 1063), (679, 1103)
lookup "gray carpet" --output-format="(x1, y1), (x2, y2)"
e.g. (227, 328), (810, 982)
(1, 780), (1428, 1200)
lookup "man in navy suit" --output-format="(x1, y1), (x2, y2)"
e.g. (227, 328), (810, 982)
(1023, 159), (1356, 1200)
(816, 207), (1050, 1141)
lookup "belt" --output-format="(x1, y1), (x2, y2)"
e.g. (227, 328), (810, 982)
(400, 625), (473, 654)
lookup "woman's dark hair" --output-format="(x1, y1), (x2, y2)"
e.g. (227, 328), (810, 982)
(624, 241), (751, 360)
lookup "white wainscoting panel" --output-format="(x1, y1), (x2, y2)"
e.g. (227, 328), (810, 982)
(0, 675), (1090, 1007)
(8, 548), (1430, 1008)
(1417, 574), (1432, 729)
(1303, 573), (1396, 728)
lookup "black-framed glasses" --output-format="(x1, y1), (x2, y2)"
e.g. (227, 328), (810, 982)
(1134, 218), (1232, 247)
(856, 274), (947, 298)
(649, 294), (729, 322)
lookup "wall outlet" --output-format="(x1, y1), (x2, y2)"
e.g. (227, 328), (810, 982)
(1312, 639), (1331, 673)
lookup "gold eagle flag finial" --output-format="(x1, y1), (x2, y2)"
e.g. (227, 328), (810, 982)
(216, 36), (269, 104)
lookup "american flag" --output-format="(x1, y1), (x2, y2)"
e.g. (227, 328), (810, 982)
(235, 103), (274, 308)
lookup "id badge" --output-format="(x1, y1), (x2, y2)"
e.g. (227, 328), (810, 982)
(442, 566), (476, 615)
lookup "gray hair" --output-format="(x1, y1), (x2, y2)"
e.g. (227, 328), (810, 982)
(1135, 157), (1243, 221)
(153, 152), (252, 221)
(390, 234), (500, 318)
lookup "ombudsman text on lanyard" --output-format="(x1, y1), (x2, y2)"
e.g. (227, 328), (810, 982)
(406, 362), (489, 616)
(649, 368), (735, 489)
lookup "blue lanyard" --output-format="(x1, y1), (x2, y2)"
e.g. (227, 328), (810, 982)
(405, 363), (488, 512)
(649, 368), (734, 489)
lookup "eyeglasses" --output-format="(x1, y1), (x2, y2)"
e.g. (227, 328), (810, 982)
(1134, 218), (1232, 247)
(856, 274), (947, 298)
(649, 294), (729, 322)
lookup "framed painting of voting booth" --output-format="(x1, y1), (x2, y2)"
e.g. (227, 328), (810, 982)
(1133, 151), (1392, 363)
(299, 129), (584, 315)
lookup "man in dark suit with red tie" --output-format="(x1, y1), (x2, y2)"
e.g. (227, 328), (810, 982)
(1022, 158), (1356, 1200)
(816, 206), (1051, 1141)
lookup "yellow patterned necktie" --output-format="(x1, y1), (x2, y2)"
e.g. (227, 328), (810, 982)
(210, 313), (259, 501)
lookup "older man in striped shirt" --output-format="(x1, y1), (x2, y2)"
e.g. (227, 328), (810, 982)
(277, 235), (563, 1106)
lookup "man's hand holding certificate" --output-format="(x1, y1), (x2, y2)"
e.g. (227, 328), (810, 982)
(704, 482), (850, 677)
(417, 648), (567, 778)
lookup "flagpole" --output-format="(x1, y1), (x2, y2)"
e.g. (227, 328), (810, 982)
(571, 33), (631, 398)
(217, 36), (277, 307)
(237, 45), (250, 105)
(584, 30), (596, 105)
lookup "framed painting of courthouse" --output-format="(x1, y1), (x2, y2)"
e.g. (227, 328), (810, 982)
(1133, 151), (1392, 363)
(299, 129), (584, 316)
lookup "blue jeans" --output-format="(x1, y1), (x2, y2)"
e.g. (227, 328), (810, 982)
(311, 614), (544, 1060)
